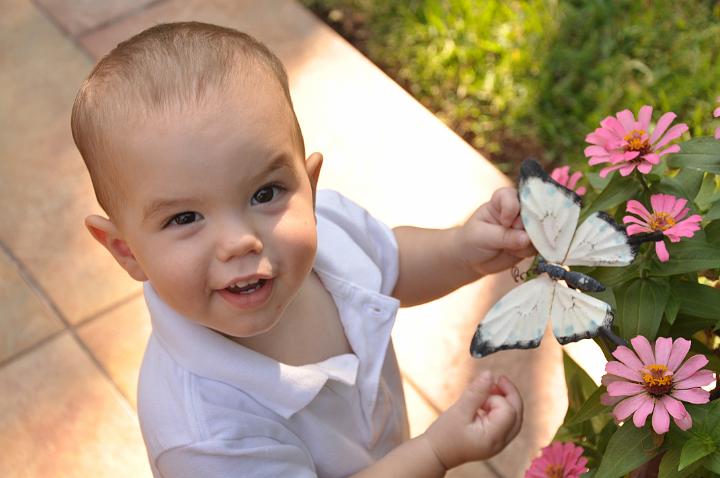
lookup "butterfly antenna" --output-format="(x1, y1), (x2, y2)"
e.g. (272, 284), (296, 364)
(627, 231), (664, 246)
(599, 327), (628, 348)
(511, 266), (528, 283)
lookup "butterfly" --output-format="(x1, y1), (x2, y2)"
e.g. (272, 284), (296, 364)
(470, 159), (639, 358)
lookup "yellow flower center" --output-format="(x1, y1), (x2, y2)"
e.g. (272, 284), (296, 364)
(641, 364), (673, 396)
(545, 464), (564, 478)
(623, 129), (652, 156)
(648, 212), (676, 231)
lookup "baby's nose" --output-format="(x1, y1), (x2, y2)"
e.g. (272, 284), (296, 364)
(215, 221), (263, 262)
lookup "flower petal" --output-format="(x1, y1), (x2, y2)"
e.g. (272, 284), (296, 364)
(674, 354), (709, 382)
(674, 370), (715, 389)
(654, 337), (673, 366)
(667, 338), (691, 372)
(669, 197), (688, 218)
(655, 240), (670, 262)
(606, 361), (643, 382)
(627, 224), (652, 235)
(661, 395), (692, 431)
(653, 123), (689, 150)
(614, 393), (649, 421)
(601, 392), (624, 406)
(651, 399), (670, 434)
(637, 162), (654, 174)
(626, 200), (652, 220)
(650, 111), (677, 145)
(672, 388), (710, 404)
(638, 105), (653, 131)
(657, 144), (681, 157)
(608, 380), (645, 397)
(612, 345), (645, 371)
(630, 335), (655, 365)
(617, 109), (637, 132)
(632, 398), (655, 428)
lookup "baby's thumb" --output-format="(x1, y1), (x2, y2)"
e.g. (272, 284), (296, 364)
(456, 371), (494, 416)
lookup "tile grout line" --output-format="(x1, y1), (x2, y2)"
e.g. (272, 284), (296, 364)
(29, 0), (94, 62)
(0, 240), (136, 408)
(73, 0), (168, 40)
(401, 371), (505, 478)
(73, 289), (144, 329)
(30, 0), (167, 61)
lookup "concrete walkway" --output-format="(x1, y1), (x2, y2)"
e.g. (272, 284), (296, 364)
(0, 1), (571, 476)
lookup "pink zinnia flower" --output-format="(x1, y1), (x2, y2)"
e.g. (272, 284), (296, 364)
(585, 105), (688, 177)
(623, 194), (702, 262)
(714, 97), (720, 140)
(551, 166), (586, 196)
(601, 336), (715, 435)
(525, 442), (588, 478)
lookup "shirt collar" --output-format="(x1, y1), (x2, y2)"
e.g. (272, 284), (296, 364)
(144, 282), (359, 419)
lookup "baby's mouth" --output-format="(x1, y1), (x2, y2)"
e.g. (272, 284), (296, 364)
(225, 279), (267, 294)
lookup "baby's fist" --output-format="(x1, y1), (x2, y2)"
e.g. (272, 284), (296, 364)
(423, 372), (523, 470)
(455, 187), (535, 277)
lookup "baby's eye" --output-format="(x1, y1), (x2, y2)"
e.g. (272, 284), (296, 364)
(251, 185), (284, 205)
(165, 211), (203, 227)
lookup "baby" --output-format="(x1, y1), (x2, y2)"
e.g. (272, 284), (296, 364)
(71, 21), (534, 478)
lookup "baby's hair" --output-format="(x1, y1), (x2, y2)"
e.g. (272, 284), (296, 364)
(71, 21), (304, 217)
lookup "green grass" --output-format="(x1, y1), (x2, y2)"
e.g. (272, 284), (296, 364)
(301, 0), (720, 173)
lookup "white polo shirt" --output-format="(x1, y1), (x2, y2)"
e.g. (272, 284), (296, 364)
(137, 190), (409, 478)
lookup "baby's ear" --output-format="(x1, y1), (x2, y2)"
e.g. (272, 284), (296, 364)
(305, 152), (323, 205)
(85, 215), (148, 282)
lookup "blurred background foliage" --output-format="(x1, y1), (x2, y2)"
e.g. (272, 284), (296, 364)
(300, 0), (720, 174)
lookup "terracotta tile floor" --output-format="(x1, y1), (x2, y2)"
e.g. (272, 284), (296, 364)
(0, 1), (581, 476)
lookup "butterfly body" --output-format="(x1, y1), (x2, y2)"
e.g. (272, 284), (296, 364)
(535, 258), (605, 292)
(470, 160), (636, 358)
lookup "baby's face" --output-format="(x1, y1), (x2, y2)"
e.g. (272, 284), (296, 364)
(113, 79), (318, 339)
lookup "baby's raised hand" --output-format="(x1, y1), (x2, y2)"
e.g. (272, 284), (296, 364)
(421, 371), (523, 471)
(453, 187), (535, 276)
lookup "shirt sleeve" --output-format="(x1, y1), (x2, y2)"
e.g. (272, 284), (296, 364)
(156, 437), (317, 478)
(315, 190), (399, 295)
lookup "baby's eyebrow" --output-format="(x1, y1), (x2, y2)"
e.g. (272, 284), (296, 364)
(142, 198), (194, 223)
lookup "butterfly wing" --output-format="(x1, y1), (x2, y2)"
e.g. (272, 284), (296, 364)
(563, 211), (636, 266)
(550, 282), (614, 344)
(519, 160), (582, 263)
(470, 276), (554, 358)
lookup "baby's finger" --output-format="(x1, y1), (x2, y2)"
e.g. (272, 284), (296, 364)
(481, 395), (518, 437)
(477, 223), (531, 253)
(490, 188), (520, 228)
(497, 376), (523, 437)
(456, 371), (495, 418)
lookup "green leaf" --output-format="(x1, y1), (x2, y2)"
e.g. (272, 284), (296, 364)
(704, 452), (720, 474)
(680, 436), (716, 471)
(580, 173), (642, 221)
(703, 201), (720, 223)
(695, 173), (720, 211)
(591, 262), (641, 288)
(586, 171), (612, 191)
(594, 424), (658, 478)
(664, 288), (680, 325)
(566, 386), (611, 427)
(660, 448), (702, 478)
(706, 220), (720, 245)
(648, 236), (720, 276)
(669, 313), (719, 337)
(562, 351), (597, 416)
(615, 277), (670, 340)
(672, 279), (720, 320)
(668, 138), (720, 174)
(658, 169), (705, 202)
